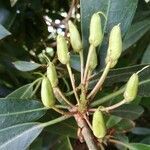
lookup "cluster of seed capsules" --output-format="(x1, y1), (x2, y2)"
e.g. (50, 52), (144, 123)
(40, 12), (139, 139)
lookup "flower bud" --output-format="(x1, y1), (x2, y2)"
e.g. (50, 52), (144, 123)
(92, 109), (106, 138)
(89, 13), (103, 47)
(105, 55), (118, 68)
(47, 62), (58, 88)
(46, 47), (54, 57)
(57, 35), (70, 64)
(88, 45), (97, 71)
(124, 73), (139, 103)
(68, 20), (82, 53)
(38, 53), (46, 63)
(41, 77), (55, 108)
(110, 60), (118, 68)
(106, 24), (122, 61)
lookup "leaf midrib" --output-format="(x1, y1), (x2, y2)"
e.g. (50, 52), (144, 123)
(0, 107), (47, 117)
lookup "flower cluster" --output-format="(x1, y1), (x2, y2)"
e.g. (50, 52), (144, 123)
(40, 12), (139, 148)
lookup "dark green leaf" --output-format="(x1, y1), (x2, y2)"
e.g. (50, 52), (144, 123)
(89, 64), (149, 87)
(91, 87), (124, 107)
(0, 115), (70, 150)
(134, 10), (150, 22)
(111, 104), (144, 120)
(0, 99), (46, 129)
(91, 76), (150, 107)
(7, 84), (33, 99)
(0, 24), (11, 40)
(106, 115), (122, 128)
(123, 19), (150, 50)
(128, 143), (150, 150)
(45, 134), (73, 150)
(81, 0), (138, 47)
(70, 54), (80, 72)
(13, 61), (41, 72)
(131, 127), (150, 135)
(80, 0), (138, 67)
(46, 118), (77, 138)
(29, 137), (43, 150)
(115, 134), (129, 150)
(114, 119), (135, 132)
(142, 44), (150, 64)
(141, 136), (150, 145)
(53, 136), (73, 150)
(90, 65), (150, 97)
(0, 122), (44, 150)
(141, 97), (150, 109)
(138, 77), (150, 97)
(114, 142), (150, 150)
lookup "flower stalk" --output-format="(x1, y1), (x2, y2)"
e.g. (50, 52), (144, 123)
(88, 61), (111, 100)
(67, 63), (80, 104)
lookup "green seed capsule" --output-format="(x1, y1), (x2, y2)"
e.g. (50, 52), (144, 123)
(38, 53), (46, 63)
(88, 45), (97, 71)
(110, 60), (118, 68)
(41, 77), (55, 108)
(57, 35), (70, 64)
(105, 55), (118, 68)
(89, 13), (103, 47)
(46, 47), (54, 57)
(106, 24), (122, 61)
(68, 20), (82, 53)
(124, 73), (139, 103)
(92, 109), (106, 138)
(47, 62), (58, 88)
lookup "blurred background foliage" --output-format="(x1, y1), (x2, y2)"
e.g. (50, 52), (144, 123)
(0, 0), (78, 96)
(0, 0), (150, 149)
(0, 0), (149, 96)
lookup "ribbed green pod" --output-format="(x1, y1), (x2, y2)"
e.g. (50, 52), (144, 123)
(57, 35), (70, 64)
(47, 62), (58, 88)
(106, 24), (122, 61)
(92, 109), (106, 138)
(41, 77), (55, 108)
(38, 53), (46, 63)
(89, 13), (103, 47)
(68, 20), (82, 53)
(105, 55), (118, 68)
(124, 73), (139, 103)
(88, 45), (97, 71)
(110, 60), (118, 68)
(46, 47), (54, 57)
